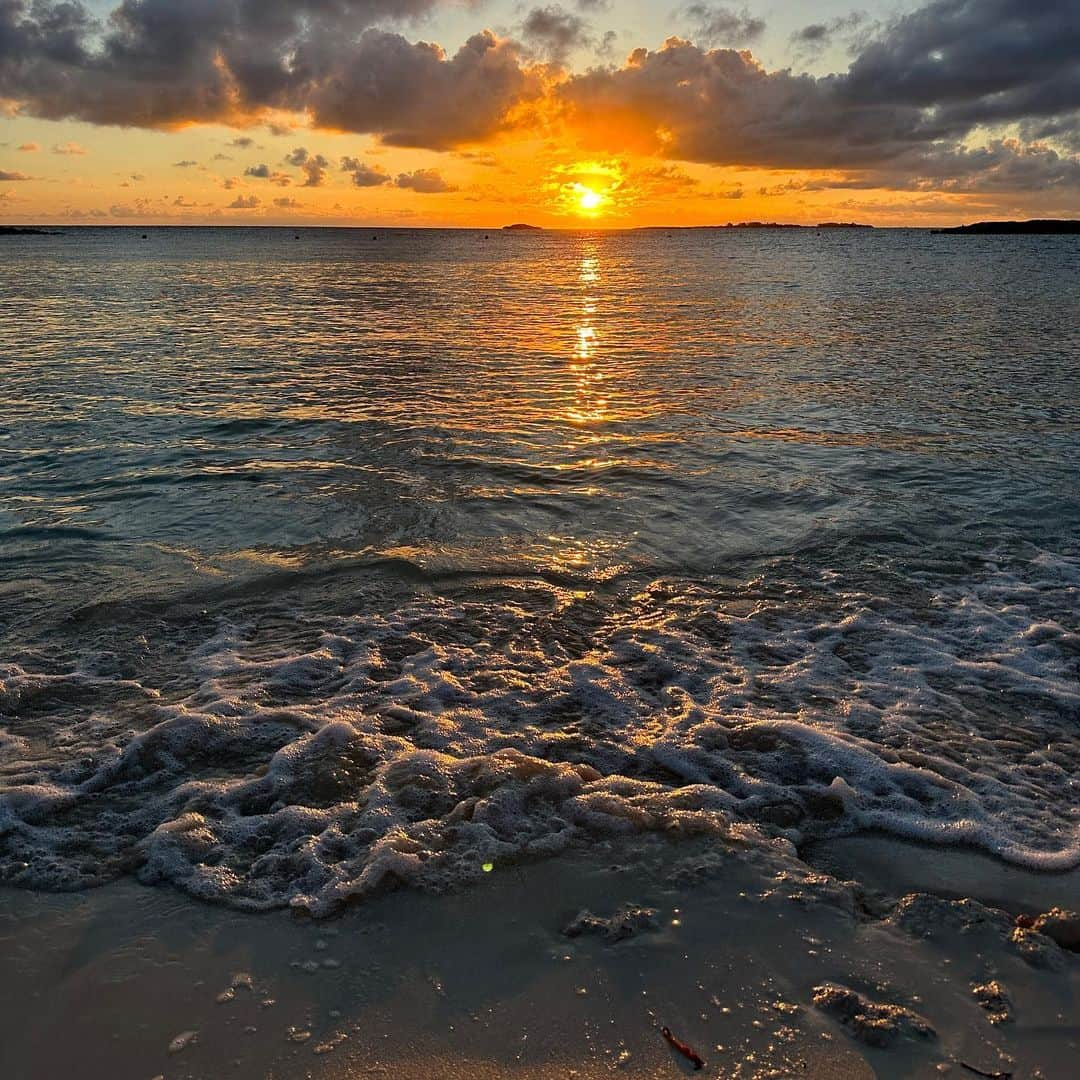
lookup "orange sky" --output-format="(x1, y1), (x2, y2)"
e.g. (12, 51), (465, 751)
(1, 2), (1077, 227)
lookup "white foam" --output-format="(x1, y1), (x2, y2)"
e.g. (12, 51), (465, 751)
(1, 550), (1077, 911)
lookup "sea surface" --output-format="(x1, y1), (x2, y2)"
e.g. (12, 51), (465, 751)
(0, 226), (1077, 914)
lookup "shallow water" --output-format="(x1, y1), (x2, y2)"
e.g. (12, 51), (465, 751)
(1, 226), (1078, 912)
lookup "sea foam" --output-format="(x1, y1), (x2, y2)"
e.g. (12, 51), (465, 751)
(0, 550), (1077, 914)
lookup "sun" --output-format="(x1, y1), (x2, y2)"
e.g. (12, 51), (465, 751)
(550, 163), (624, 219)
(576, 186), (604, 212)
(570, 182), (609, 216)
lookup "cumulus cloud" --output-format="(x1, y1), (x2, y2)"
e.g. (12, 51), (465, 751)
(341, 156), (392, 187)
(273, 197), (302, 208)
(0, 169), (31, 180)
(395, 168), (457, 193)
(17, 141), (39, 151)
(0, 3), (541, 149)
(306, 30), (543, 149)
(286, 147), (329, 187)
(245, 163), (292, 185)
(0, 0), (1076, 199)
(561, 0), (1080, 192)
(228, 194), (260, 209)
(52, 142), (86, 155)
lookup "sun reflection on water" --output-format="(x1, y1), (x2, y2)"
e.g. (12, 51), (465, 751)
(566, 250), (609, 426)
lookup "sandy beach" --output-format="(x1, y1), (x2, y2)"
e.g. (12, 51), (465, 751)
(3, 833), (1077, 1079)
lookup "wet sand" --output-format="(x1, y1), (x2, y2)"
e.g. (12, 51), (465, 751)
(1, 835), (1077, 1079)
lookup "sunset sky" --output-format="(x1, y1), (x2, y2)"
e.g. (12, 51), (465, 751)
(1, 0), (1077, 227)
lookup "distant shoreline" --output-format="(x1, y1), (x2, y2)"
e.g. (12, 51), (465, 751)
(932, 219), (1080, 235)
(3, 220), (1078, 234)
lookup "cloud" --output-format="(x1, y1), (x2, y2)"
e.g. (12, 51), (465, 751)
(677, 4), (766, 47)
(561, 1), (1080, 192)
(245, 163), (292, 185)
(306, 31), (544, 149)
(228, 194), (260, 209)
(0, 4), (541, 149)
(341, 156), (392, 186)
(52, 142), (87, 155)
(0, 169), (30, 180)
(173, 160), (198, 167)
(17, 141), (39, 151)
(285, 147), (329, 187)
(395, 168), (457, 193)
(522, 6), (592, 63)
(790, 13), (868, 56)
(0, 0), (1076, 201)
(273, 197), (302, 208)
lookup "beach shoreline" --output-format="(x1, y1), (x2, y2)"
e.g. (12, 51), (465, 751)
(2, 832), (1076, 1080)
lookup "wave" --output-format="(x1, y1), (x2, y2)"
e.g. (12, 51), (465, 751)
(0, 548), (1077, 914)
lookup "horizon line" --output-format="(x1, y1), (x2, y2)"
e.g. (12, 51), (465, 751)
(7, 220), (1074, 232)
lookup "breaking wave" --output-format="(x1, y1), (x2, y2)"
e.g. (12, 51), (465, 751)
(2, 549), (1077, 915)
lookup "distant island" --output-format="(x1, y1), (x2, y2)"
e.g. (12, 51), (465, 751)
(635, 221), (874, 232)
(720, 221), (873, 229)
(502, 223), (544, 231)
(933, 219), (1080, 235)
(0, 225), (57, 236)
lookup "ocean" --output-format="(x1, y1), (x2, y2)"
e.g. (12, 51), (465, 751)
(1, 226), (1078, 915)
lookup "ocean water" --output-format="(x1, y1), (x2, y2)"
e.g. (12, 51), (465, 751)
(0, 226), (1077, 915)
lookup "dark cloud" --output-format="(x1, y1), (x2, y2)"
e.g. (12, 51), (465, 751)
(677, 4), (766, 47)
(285, 147), (329, 187)
(341, 156), (392, 187)
(1, 0), (1077, 200)
(562, 0), (1080, 193)
(791, 13), (868, 56)
(522, 5), (592, 63)
(245, 163), (291, 185)
(0, 2), (540, 149)
(842, 0), (1080, 131)
(395, 169), (457, 193)
(227, 194), (259, 209)
(0, 169), (31, 180)
(173, 159), (197, 167)
(305, 30), (543, 149)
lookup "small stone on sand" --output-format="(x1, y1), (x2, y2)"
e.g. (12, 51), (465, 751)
(168, 1031), (198, 1054)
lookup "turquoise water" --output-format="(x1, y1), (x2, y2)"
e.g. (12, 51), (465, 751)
(1, 227), (1077, 912)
